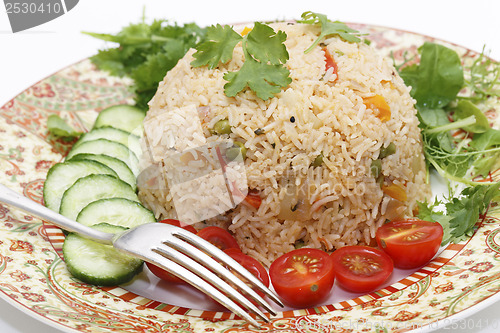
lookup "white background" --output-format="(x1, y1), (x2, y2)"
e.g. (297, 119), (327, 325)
(0, 0), (499, 332)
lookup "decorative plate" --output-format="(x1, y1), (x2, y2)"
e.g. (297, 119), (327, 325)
(0, 23), (499, 333)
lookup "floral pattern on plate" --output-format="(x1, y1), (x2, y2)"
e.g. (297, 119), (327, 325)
(0, 24), (499, 332)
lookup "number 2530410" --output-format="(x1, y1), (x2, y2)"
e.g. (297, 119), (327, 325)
(5, 2), (62, 14)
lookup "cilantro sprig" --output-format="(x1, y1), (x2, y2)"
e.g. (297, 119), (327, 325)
(84, 18), (206, 110)
(298, 11), (363, 53)
(418, 183), (499, 244)
(192, 22), (291, 100)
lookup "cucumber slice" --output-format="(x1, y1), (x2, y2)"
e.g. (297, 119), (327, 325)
(93, 105), (145, 136)
(76, 198), (155, 229)
(68, 153), (136, 191)
(65, 139), (139, 176)
(43, 160), (118, 213)
(62, 223), (143, 286)
(74, 127), (142, 158)
(59, 174), (138, 221)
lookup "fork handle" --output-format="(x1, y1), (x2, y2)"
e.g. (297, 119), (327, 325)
(0, 183), (114, 244)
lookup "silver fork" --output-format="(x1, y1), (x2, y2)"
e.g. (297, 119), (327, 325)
(0, 184), (283, 327)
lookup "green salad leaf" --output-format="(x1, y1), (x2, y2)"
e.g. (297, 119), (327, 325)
(399, 42), (500, 184)
(399, 42), (500, 243)
(400, 42), (464, 109)
(463, 46), (500, 101)
(192, 22), (291, 100)
(453, 100), (490, 133)
(298, 11), (362, 53)
(47, 115), (83, 141)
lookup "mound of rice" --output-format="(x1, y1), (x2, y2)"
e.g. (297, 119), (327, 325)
(137, 22), (431, 266)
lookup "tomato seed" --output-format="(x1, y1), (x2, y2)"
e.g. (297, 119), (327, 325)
(342, 254), (382, 276)
(403, 231), (428, 242)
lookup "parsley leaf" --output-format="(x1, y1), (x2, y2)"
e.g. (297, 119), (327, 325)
(191, 24), (242, 69)
(192, 22), (291, 100)
(298, 11), (362, 53)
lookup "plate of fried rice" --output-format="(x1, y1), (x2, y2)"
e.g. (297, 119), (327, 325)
(0, 17), (499, 333)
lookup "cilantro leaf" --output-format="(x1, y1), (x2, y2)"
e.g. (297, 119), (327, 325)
(299, 11), (362, 53)
(191, 24), (242, 69)
(447, 183), (500, 241)
(246, 22), (289, 65)
(416, 200), (452, 245)
(192, 22), (291, 100)
(224, 58), (292, 100)
(47, 115), (82, 140)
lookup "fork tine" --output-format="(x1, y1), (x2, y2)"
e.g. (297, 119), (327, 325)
(162, 234), (277, 316)
(173, 227), (284, 308)
(152, 245), (269, 325)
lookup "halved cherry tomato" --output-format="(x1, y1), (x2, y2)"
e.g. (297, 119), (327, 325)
(224, 248), (269, 288)
(331, 245), (393, 293)
(158, 218), (197, 234)
(223, 248), (269, 306)
(146, 219), (197, 284)
(376, 219), (443, 269)
(146, 261), (186, 284)
(197, 226), (240, 251)
(269, 248), (335, 308)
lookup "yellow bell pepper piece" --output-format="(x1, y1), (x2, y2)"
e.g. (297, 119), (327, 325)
(363, 94), (391, 122)
(382, 183), (407, 202)
(381, 80), (396, 89)
(240, 27), (252, 36)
